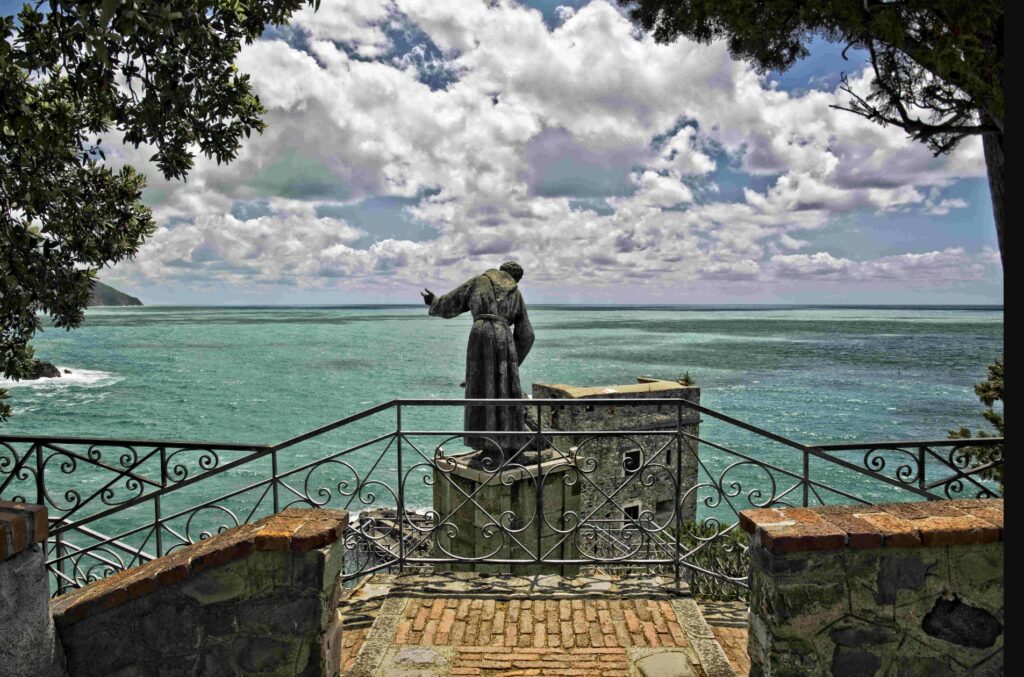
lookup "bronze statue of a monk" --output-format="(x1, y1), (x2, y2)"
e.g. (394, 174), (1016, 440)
(421, 261), (535, 469)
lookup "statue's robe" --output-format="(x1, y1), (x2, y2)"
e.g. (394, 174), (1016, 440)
(429, 269), (535, 459)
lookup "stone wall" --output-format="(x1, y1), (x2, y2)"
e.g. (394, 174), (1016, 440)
(432, 452), (580, 575)
(50, 508), (349, 677)
(532, 380), (700, 527)
(0, 501), (67, 677)
(740, 499), (1004, 677)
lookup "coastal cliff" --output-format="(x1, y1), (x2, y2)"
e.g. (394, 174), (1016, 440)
(89, 281), (142, 307)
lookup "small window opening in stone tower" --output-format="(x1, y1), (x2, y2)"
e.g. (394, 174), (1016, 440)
(623, 449), (641, 475)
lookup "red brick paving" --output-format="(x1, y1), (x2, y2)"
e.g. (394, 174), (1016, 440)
(452, 647), (629, 676)
(395, 598), (690, 652)
(342, 575), (739, 676)
(710, 626), (749, 676)
(341, 625), (370, 675)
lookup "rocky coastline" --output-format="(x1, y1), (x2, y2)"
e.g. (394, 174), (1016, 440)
(25, 360), (70, 380)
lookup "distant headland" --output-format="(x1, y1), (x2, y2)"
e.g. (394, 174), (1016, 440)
(89, 280), (142, 307)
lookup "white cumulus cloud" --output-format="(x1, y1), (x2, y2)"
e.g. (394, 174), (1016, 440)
(104, 0), (999, 301)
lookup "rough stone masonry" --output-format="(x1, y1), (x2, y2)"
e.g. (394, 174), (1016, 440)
(0, 500), (66, 677)
(532, 379), (701, 528)
(741, 499), (1003, 677)
(48, 508), (350, 677)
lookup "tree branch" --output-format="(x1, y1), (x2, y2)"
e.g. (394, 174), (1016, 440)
(831, 42), (996, 154)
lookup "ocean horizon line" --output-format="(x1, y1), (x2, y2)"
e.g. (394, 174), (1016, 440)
(88, 303), (1004, 311)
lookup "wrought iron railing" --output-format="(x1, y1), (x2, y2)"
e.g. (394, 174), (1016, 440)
(0, 398), (1002, 598)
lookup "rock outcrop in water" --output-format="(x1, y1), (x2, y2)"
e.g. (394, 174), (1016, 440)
(89, 280), (142, 306)
(26, 360), (61, 379)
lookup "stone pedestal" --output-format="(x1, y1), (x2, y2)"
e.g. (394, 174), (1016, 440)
(432, 450), (580, 576)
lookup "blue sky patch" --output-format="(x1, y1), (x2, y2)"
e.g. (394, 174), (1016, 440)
(768, 36), (869, 94)
(316, 194), (440, 248)
(525, 0), (593, 29)
(525, 127), (641, 198)
(247, 152), (352, 201)
(798, 178), (997, 259)
(230, 200), (274, 222)
(569, 198), (616, 215)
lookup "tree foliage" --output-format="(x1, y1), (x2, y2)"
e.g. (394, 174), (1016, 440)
(949, 357), (1004, 492)
(1, 0), (316, 421)
(618, 0), (1004, 263)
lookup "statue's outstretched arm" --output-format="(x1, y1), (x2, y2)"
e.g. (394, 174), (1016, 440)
(513, 299), (535, 365)
(427, 277), (475, 318)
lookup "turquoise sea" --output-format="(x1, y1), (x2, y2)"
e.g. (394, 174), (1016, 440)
(0, 305), (1005, 524)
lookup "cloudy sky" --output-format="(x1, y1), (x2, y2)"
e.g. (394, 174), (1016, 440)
(53, 1), (1012, 303)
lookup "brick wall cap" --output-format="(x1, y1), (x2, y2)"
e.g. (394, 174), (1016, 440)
(0, 501), (48, 561)
(740, 499), (1002, 553)
(50, 507), (348, 626)
(944, 501), (1004, 538)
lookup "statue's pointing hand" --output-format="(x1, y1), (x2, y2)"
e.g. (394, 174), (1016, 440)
(420, 288), (436, 306)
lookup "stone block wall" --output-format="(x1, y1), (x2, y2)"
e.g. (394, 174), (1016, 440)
(432, 452), (580, 575)
(0, 501), (67, 677)
(532, 380), (700, 527)
(50, 508), (349, 677)
(741, 499), (1004, 676)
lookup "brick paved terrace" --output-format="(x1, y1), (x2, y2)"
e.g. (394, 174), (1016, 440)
(340, 572), (739, 677)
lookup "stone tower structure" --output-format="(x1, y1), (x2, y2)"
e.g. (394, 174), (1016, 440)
(430, 378), (699, 574)
(531, 378), (700, 529)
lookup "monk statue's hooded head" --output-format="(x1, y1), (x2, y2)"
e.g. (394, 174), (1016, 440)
(499, 261), (524, 282)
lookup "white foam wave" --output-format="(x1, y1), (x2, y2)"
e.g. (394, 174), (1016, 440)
(0, 367), (122, 390)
